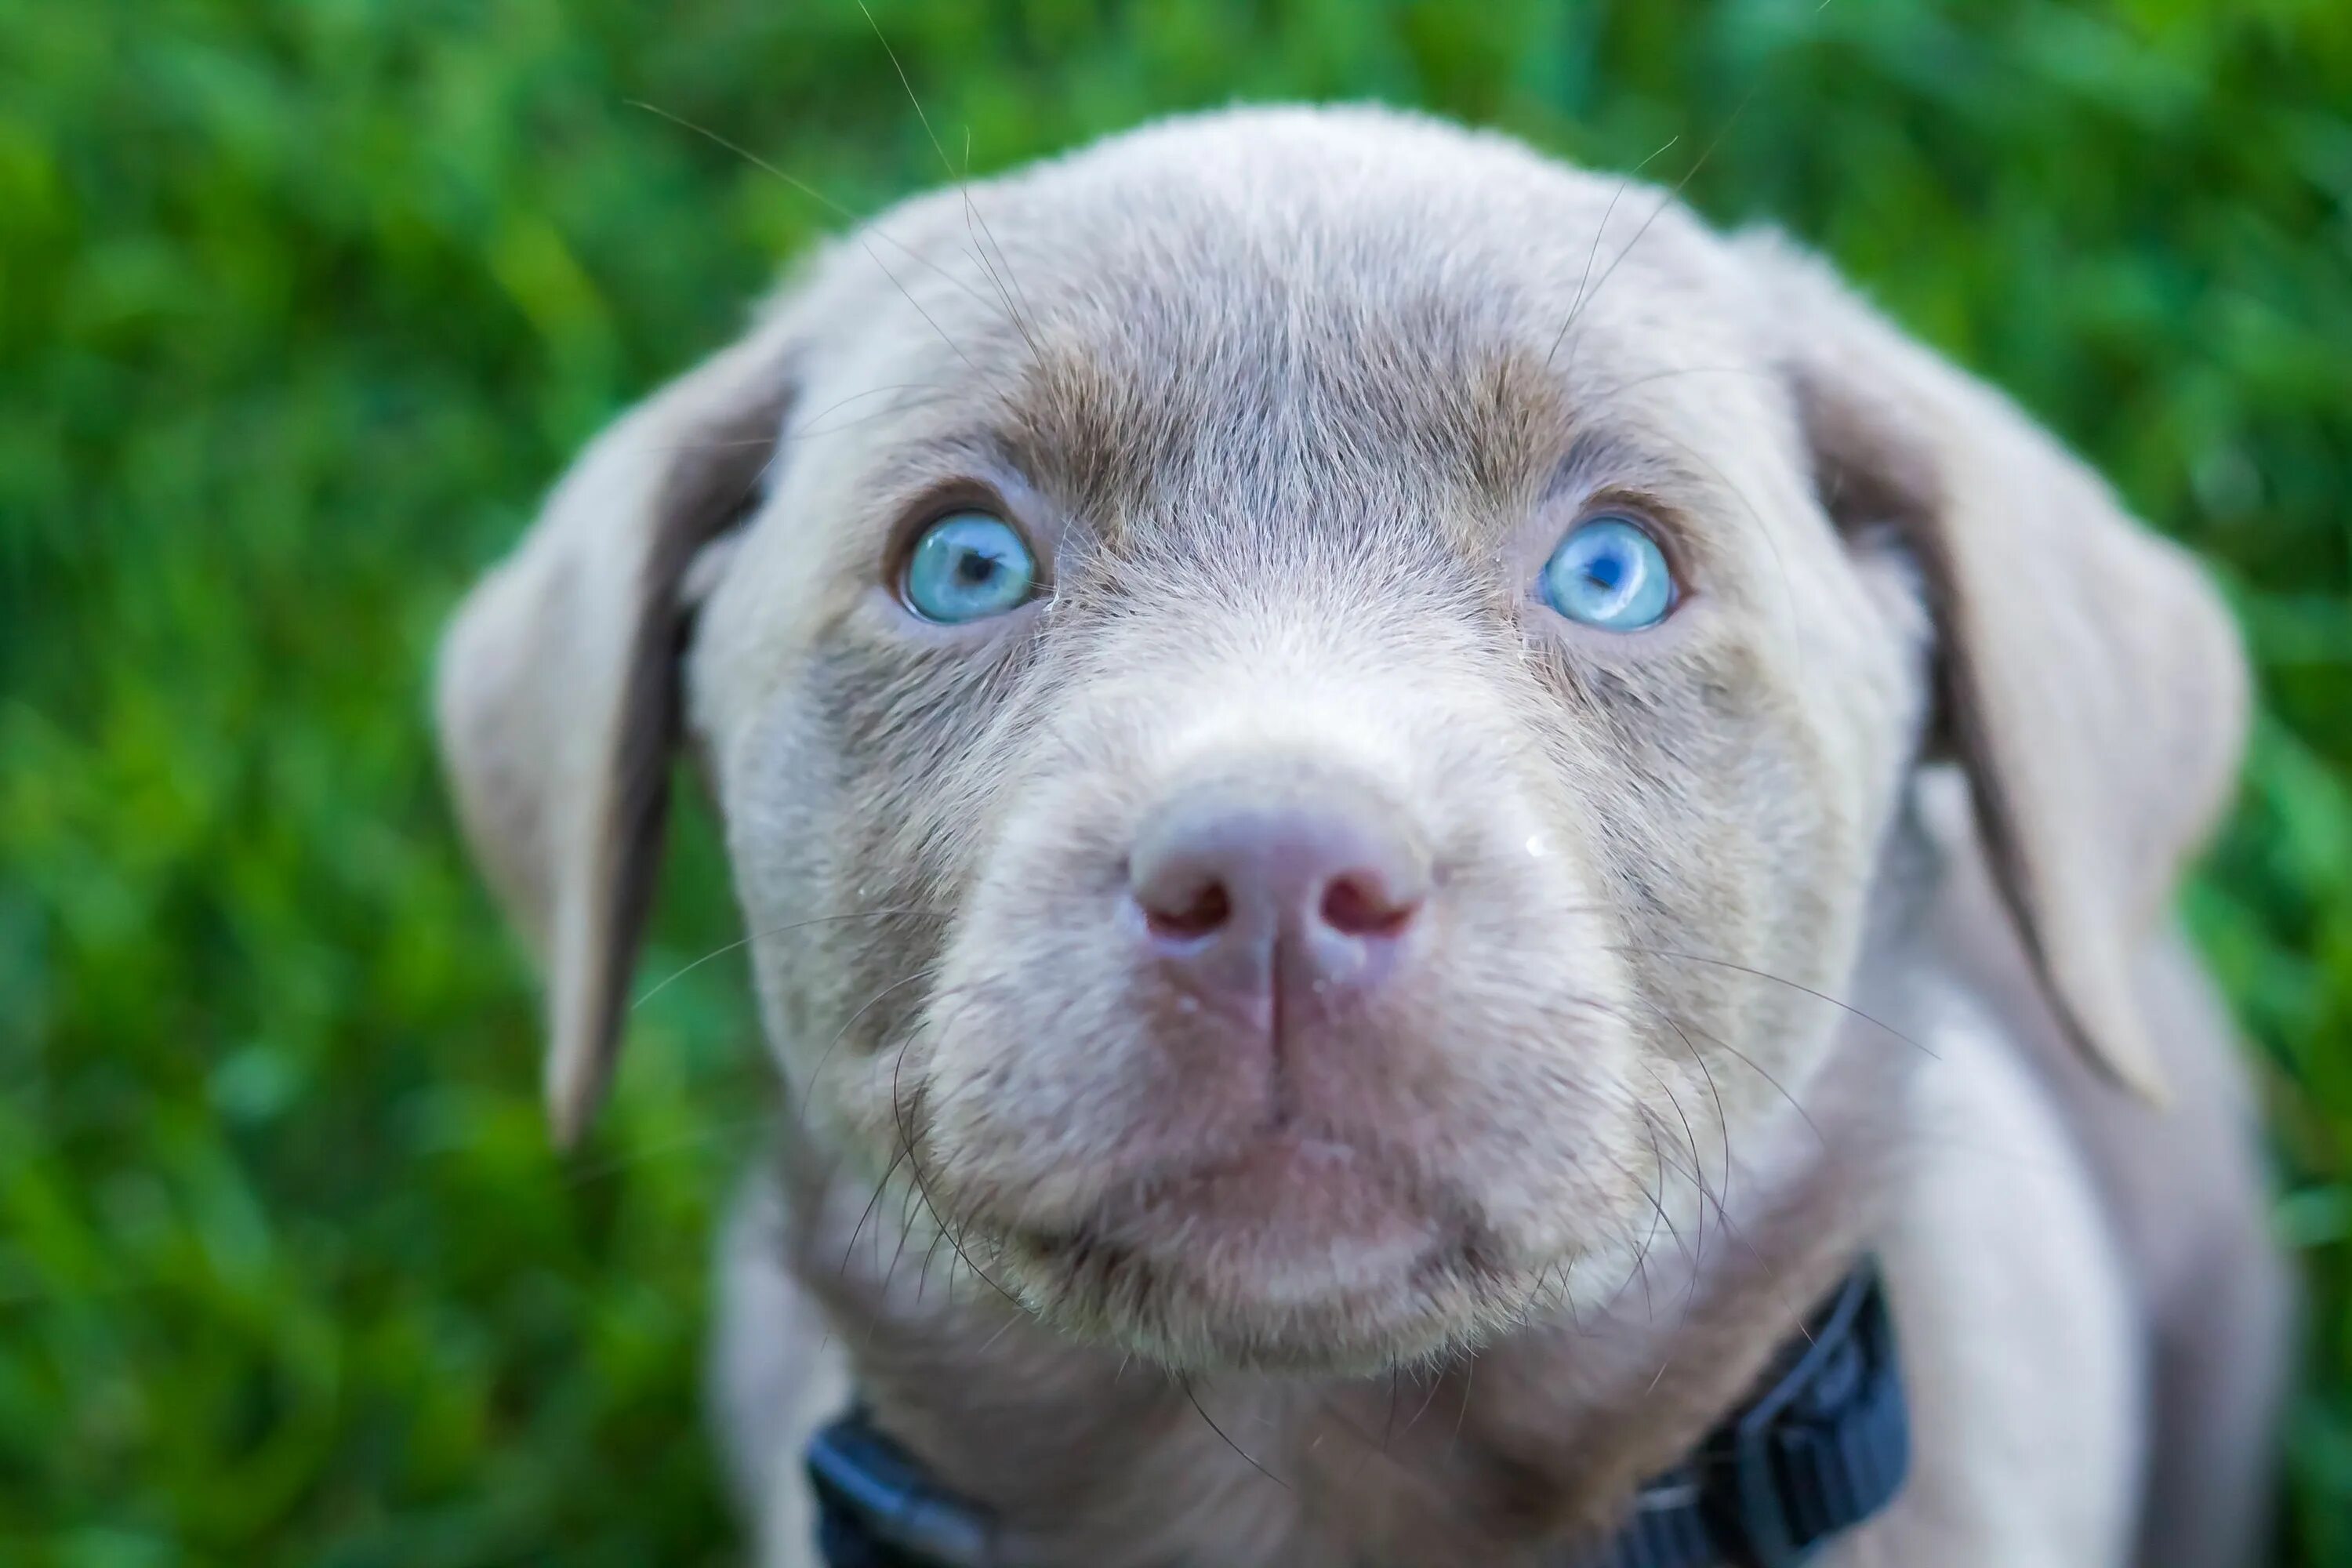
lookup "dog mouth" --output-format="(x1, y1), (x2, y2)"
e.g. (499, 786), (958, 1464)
(977, 1129), (1518, 1370)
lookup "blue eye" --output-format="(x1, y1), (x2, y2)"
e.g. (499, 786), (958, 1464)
(901, 511), (1039, 623)
(1539, 515), (1675, 630)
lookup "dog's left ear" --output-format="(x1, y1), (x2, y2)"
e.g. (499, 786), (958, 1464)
(1739, 232), (2249, 1104)
(434, 315), (797, 1147)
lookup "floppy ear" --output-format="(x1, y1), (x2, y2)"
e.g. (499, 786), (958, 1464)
(1739, 232), (2249, 1103)
(434, 316), (797, 1146)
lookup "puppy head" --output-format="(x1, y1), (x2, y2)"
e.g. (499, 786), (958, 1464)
(436, 107), (2246, 1372)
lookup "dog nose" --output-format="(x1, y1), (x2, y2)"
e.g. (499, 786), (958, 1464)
(1127, 773), (1428, 1018)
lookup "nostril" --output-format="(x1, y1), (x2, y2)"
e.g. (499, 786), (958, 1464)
(1144, 878), (1233, 940)
(1319, 873), (1417, 939)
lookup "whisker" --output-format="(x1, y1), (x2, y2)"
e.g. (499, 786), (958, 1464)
(1546, 132), (1681, 368)
(633, 906), (951, 1011)
(856, 3), (1044, 361)
(631, 99), (985, 372)
(1642, 997), (1737, 1222)
(1342, 1369), (1404, 1490)
(1403, 1363), (1448, 1436)
(1642, 1062), (1711, 1291)
(1578, 363), (1779, 401)
(843, 1144), (912, 1276)
(1633, 1102), (1813, 1348)
(1553, 985), (1813, 1337)
(640, 379), (960, 456)
(795, 389), (964, 440)
(1637, 1117), (1697, 1279)
(916, 1211), (954, 1305)
(558, 1103), (776, 1188)
(1549, 79), (1764, 374)
(1448, 1354), (1475, 1457)
(793, 966), (953, 1135)
(828, 986), (999, 1306)
(1661, 1004), (1830, 1152)
(623, 100), (1005, 322)
(886, 1005), (1029, 1312)
(862, 241), (983, 372)
(569, 963), (968, 1192)
(1628, 1134), (1664, 1326)
(958, 124), (1041, 347)
(884, 1158), (926, 1290)
(1177, 1372), (1290, 1492)
(1603, 944), (1937, 1060)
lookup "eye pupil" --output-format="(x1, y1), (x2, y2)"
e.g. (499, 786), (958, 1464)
(956, 550), (996, 584)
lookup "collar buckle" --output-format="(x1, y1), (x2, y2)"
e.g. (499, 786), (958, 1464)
(805, 1407), (999, 1568)
(1702, 1264), (1910, 1567)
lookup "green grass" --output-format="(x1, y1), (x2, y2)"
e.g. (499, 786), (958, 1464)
(2, 1), (2347, 1562)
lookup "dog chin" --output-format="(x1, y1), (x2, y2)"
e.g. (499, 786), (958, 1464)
(1003, 1234), (1485, 1374)
(989, 1134), (1513, 1373)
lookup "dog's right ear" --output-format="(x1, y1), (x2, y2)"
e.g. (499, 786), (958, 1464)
(434, 315), (797, 1148)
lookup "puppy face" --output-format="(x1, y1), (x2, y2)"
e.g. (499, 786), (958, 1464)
(689, 110), (1925, 1370)
(437, 107), (2245, 1377)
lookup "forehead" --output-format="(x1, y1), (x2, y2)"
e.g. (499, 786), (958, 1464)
(784, 109), (1788, 545)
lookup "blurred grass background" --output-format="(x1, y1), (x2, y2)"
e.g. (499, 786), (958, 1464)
(2, 0), (2348, 1563)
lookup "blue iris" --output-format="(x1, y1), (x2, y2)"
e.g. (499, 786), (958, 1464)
(901, 512), (1039, 623)
(1540, 515), (1675, 630)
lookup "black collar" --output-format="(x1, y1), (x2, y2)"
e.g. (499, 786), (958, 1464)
(804, 1261), (1907, 1568)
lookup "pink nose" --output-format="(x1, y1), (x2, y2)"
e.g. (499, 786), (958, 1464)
(1127, 773), (1428, 1023)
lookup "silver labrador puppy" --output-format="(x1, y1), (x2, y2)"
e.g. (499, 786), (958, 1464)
(435, 107), (2289, 1567)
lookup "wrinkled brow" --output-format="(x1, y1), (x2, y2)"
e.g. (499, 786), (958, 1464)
(1547, 426), (1724, 503)
(992, 328), (1595, 528)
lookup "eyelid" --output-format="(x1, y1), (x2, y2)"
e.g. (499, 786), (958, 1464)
(880, 478), (1048, 590)
(1567, 492), (1661, 533)
(1556, 493), (1690, 583)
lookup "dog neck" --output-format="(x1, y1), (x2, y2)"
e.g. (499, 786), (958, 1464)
(775, 1004), (1912, 1568)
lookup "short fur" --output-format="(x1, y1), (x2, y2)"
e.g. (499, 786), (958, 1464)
(434, 107), (2289, 1566)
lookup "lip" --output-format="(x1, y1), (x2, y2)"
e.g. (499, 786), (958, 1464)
(1004, 1130), (1450, 1304)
